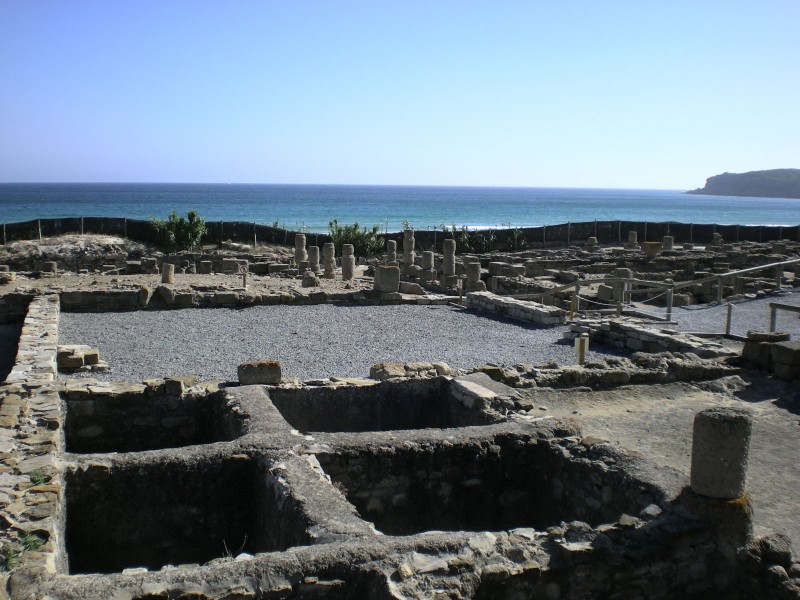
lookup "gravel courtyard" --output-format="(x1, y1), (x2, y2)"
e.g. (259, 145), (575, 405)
(59, 304), (617, 382)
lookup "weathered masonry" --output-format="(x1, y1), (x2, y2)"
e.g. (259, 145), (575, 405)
(0, 295), (797, 599)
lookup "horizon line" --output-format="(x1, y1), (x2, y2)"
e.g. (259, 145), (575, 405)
(0, 181), (689, 192)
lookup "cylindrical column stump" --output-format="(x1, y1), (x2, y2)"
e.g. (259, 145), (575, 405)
(690, 407), (752, 499)
(161, 263), (175, 284)
(294, 234), (308, 265)
(341, 244), (355, 280)
(386, 239), (397, 262)
(308, 246), (320, 274)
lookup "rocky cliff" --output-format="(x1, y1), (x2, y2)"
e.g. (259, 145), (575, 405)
(687, 169), (800, 199)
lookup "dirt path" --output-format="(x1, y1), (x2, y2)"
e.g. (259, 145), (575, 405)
(518, 375), (800, 546)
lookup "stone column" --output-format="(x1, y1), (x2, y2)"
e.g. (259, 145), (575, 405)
(341, 244), (355, 280)
(465, 261), (486, 292)
(374, 265), (400, 293)
(308, 246), (321, 274)
(402, 229), (415, 276)
(421, 250), (436, 281)
(440, 239), (458, 287)
(626, 231), (638, 249)
(322, 243), (336, 279)
(585, 236), (598, 249)
(690, 407), (752, 498)
(294, 234), (308, 265)
(161, 263), (175, 284)
(662, 236), (674, 252)
(386, 239), (398, 264)
(199, 260), (212, 274)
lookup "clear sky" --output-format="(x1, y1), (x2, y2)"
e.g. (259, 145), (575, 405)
(1, 1), (798, 189)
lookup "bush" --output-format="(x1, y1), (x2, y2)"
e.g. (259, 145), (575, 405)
(151, 210), (207, 253)
(328, 219), (384, 257)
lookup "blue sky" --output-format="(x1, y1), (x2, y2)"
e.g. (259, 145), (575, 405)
(1, 1), (798, 189)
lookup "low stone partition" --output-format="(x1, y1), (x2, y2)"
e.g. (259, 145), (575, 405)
(565, 317), (738, 358)
(466, 291), (566, 326)
(0, 295), (63, 587)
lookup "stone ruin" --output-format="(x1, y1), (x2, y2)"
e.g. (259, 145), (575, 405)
(0, 294), (797, 599)
(0, 228), (799, 598)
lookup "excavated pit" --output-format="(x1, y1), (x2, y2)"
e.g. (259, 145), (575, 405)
(63, 391), (246, 453)
(269, 377), (502, 433)
(316, 434), (661, 536)
(64, 455), (312, 574)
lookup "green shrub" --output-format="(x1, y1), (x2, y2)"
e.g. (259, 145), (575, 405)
(151, 210), (207, 253)
(328, 220), (384, 257)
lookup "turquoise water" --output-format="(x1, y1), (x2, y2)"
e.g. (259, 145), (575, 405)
(1, 183), (799, 233)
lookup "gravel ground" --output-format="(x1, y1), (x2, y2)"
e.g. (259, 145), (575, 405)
(59, 305), (618, 382)
(665, 289), (800, 337)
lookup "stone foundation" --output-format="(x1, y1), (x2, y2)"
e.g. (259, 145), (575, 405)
(466, 291), (566, 326)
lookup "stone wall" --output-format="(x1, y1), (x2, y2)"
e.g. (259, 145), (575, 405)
(742, 331), (800, 381)
(565, 317), (738, 358)
(466, 291), (566, 326)
(63, 379), (243, 453)
(0, 295), (64, 583)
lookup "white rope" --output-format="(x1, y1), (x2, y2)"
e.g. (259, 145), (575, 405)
(635, 289), (670, 305)
(575, 294), (621, 308)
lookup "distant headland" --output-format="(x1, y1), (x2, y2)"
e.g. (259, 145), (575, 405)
(687, 168), (800, 199)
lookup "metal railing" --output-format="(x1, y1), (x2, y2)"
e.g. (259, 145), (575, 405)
(769, 302), (800, 333)
(510, 256), (800, 322)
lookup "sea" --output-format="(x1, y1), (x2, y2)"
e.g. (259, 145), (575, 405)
(0, 183), (799, 233)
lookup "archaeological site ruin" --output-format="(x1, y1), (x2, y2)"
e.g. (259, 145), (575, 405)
(1, 218), (799, 599)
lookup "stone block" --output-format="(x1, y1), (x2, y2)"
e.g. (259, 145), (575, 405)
(770, 341), (800, 366)
(374, 265), (400, 293)
(238, 360), (282, 385)
(597, 284), (614, 302)
(399, 281), (425, 295)
(268, 263), (289, 274)
(165, 375), (197, 396)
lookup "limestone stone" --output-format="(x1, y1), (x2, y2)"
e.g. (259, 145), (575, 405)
(690, 407), (752, 499)
(294, 234), (308, 265)
(308, 246), (321, 274)
(161, 263), (175, 284)
(322, 243), (336, 279)
(237, 360), (282, 385)
(386, 239), (397, 262)
(374, 265), (400, 293)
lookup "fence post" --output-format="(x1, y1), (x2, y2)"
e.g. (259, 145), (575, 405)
(776, 266), (783, 291)
(2, 223), (4, 245)
(574, 282), (581, 312)
(725, 303), (733, 336)
(769, 306), (777, 332)
(716, 276), (724, 304)
(124, 218), (127, 239)
(38, 219), (42, 241)
(690, 223), (693, 244)
(666, 287), (674, 322)
(618, 220), (621, 244)
(81, 216), (84, 235)
(644, 222), (648, 242)
(567, 222), (571, 247)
